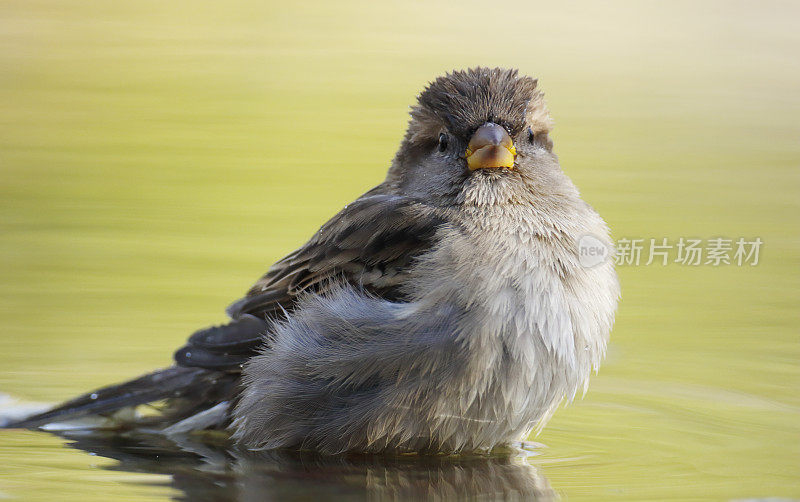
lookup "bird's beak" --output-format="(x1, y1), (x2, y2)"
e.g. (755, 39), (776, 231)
(465, 122), (516, 170)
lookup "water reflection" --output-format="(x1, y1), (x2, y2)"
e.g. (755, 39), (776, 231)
(56, 431), (555, 501)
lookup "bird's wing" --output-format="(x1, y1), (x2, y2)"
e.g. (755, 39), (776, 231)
(174, 192), (446, 370)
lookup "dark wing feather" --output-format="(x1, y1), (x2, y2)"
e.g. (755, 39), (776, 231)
(6, 366), (237, 429)
(175, 193), (445, 370)
(173, 314), (270, 369)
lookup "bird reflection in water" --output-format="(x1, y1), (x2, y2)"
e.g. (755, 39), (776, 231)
(55, 430), (555, 501)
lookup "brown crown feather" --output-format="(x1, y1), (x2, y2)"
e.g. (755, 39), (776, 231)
(406, 68), (552, 145)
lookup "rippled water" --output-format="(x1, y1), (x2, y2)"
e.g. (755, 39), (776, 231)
(2, 429), (555, 501)
(1, 1), (798, 500)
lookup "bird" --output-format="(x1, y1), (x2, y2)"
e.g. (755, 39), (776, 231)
(6, 67), (619, 455)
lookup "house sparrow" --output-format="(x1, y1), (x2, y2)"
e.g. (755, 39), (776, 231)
(8, 68), (619, 454)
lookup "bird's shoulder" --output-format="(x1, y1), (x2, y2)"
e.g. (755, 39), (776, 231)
(175, 187), (449, 370)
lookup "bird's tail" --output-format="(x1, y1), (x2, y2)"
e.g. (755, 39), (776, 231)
(4, 366), (237, 430)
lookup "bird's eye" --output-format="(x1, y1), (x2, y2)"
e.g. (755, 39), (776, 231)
(527, 127), (535, 144)
(438, 133), (449, 152)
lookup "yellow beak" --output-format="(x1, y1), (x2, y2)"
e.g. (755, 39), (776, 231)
(465, 123), (516, 170)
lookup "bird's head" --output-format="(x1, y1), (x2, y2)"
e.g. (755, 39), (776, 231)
(388, 68), (566, 206)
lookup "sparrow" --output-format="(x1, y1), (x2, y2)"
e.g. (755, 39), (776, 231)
(8, 68), (619, 455)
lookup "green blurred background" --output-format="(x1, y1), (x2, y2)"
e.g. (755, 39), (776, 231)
(1, 0), (798, 500)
